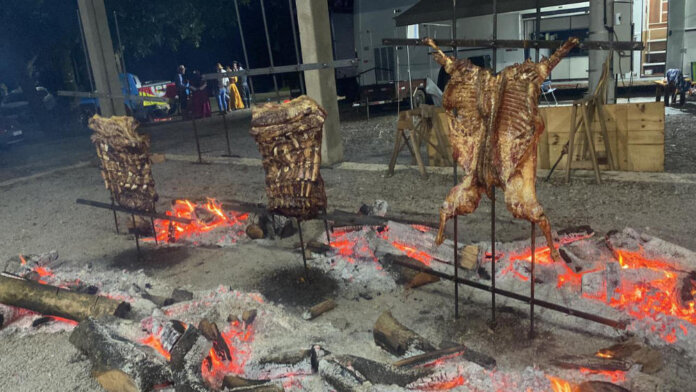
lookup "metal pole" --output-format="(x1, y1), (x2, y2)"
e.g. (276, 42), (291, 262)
(452, 0), (458, 58)
(76, 9), (95, 92)
(491, 186), (496, 326)
(391, 258), (626, 330)
(396, 45), (401, 117)
(407, 46), (414, 110)
(110, 196), (119, 234)
(535, 0), (541, 62)
(131, 214), (141, 258)
(297, 218), (309, 282)
(260, 0), (281, 102)
(323, 208), (332, 245)
(288, 0), (306, 95)
(233, 0), (257, 104)
(192, 118), (202, 163)
(112, 11), (126, 74)
(222, 112), (232, 156)
(529, 222), (536, 338)
(492, 0), (497, 71)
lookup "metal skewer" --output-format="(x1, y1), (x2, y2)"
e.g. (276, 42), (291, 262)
(530, 222), (536, 338)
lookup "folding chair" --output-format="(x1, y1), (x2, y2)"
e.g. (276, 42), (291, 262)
(541, 79), (558, 106)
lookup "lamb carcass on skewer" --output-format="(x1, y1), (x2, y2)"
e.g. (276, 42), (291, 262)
(426, 37), (579, 262)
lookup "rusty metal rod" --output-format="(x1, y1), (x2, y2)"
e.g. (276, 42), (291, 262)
(382, 38), (644, 51)
(76, 199), (193, 224)
(530, 222), (535, 338)
(390, 258), (627, 330)
(491, 187), (496, 326)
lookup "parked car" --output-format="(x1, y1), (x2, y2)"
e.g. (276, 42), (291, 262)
(0, 117), (24, 148)
(0, 86), (56, 121)
(79, 73), (173, 125)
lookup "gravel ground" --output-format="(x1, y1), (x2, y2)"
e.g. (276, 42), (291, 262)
(0, 101), (695, 391)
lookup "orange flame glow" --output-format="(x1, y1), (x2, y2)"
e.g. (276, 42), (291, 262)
(201, 320), (255, 387)
(546, 375), (574, 392)
(150, 198), (248, 244)
(141, 334), (171, 361)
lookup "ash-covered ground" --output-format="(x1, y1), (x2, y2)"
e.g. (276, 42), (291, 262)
(0, 101), (695, 391)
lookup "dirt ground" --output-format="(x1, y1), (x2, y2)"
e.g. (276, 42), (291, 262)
(0, 101), (695, 391)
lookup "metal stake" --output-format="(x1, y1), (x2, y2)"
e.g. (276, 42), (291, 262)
(453, 153), (459, 318)
(260, 0), (281, 102)
(150, 203), (158, 246)
(287, 0), (306, 95)
(131, 214), (141, 258)
(233, 0), (257, 104)
(297, 218), (309, 283)
(192, 118), (202, 163)
(110, 196), (120, 234)
(491, 186), (496, 327)
(529, 222), (536, 338)
(323, 208), (332, 245)
(222, 112), (232, 156)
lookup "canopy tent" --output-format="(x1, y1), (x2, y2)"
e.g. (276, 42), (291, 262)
(394, 0), (585, 26)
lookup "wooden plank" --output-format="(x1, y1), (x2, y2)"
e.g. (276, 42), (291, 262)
(627, 145), (664, 172)
(626, 130), (665, 145)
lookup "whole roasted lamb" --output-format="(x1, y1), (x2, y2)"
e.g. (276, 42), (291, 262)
(426, 37), (579, 262)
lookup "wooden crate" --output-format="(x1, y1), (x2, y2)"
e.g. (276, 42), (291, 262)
(539, 102), (664, 172)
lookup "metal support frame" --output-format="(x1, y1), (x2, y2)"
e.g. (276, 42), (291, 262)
(233, 0), (257, 104)
(391, 257), (626, 330)
(259, 0), (281, 102)
(76, 9), (94, 92)
(221, 112), (232, 157)
(381, 38), (644, 51)
(490, 186), (496, 327)
(529, 222), (536, 338)
(288, 0), (306, 95)
(297, 218), (309, 282)
(191, 118), (203, 164)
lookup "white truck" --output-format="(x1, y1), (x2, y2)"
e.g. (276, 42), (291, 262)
(339, 0), (646, 106)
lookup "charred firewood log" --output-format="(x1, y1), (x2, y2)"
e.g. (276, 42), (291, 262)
(89, 115), (158, 212)
(250, 96), (327, 220)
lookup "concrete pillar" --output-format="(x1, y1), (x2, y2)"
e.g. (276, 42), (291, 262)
(296, 0), (344, 165)
(588, 0), (615, 103)
(665, 0), (686, 71)
(78, 0), (125, 116)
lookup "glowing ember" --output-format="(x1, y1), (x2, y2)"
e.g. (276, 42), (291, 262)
(390, 241), (434, 266)
(149, 198), (248, 244)
(140, 334), (171, 361)
(201, 320), (255, 388)
(546, 375), (574, 392)
(417, 375), (466, 390)
(329, 229), (379, 264)
(578, 368), (626, 383)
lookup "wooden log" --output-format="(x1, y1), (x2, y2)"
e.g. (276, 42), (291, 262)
(302, 299), (336, 320)
(170, 326), (202, 372)
(577, 381), (631, 392)
(0, 275), (130, 321)
(373, 311), (436, 356)
(173, 334), (213, 392)
(596, 341), (663, 374)
(198, 319), (231, 361)
(332, 354), (430, 387)
(91, 369), (139, 392)
(223, 375), (269, 389)
(393, 345), (496, 370)
(318, 358), (368, 392)
(405, 272), (439, 289)
(242, 309), (258, 325)
(459, 245), (479, 270)
(227, 384), (284, 392)
(551, 355), (631, 372)
(69, 318), (171, 392)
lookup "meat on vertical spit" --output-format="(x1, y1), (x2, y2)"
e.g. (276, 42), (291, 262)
(426, 37), (580, 262)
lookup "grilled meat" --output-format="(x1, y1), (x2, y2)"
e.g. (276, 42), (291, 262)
(426, 37), (579, 262)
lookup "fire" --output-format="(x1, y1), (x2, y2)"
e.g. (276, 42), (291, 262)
(141, 334), (171, 361)
(329, 229), (379, 264)
(578, 368), (626, 383)
(546, 375), (574, 392)
(201, 319), (255, 387)
(150, 198), (248, 244)
(391, 241), (433, 266)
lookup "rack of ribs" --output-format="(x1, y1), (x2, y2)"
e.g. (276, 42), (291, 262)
(426, 37), (579, 262)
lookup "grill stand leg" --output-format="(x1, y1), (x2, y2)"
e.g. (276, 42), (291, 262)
(111, 196), (119, 234)
(490, 186), (497, 329)
(192, 118), (202, 163)
(453, 161), (459, 319)
(150, 203), (158, 246)
(297, 218), (309, 284)
(529, 222), (536, 339)
(222, 112), (232, 157)
(322, 208), (332, 245)
(131, 214), (141, 260)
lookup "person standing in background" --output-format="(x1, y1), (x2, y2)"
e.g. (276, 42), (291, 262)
(174, 65), (189, 114)
(226, 66), (244, 110)
(189, 70), (211, 119)
(215, 63), (229, 113)
(233, 61), (251, 108)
